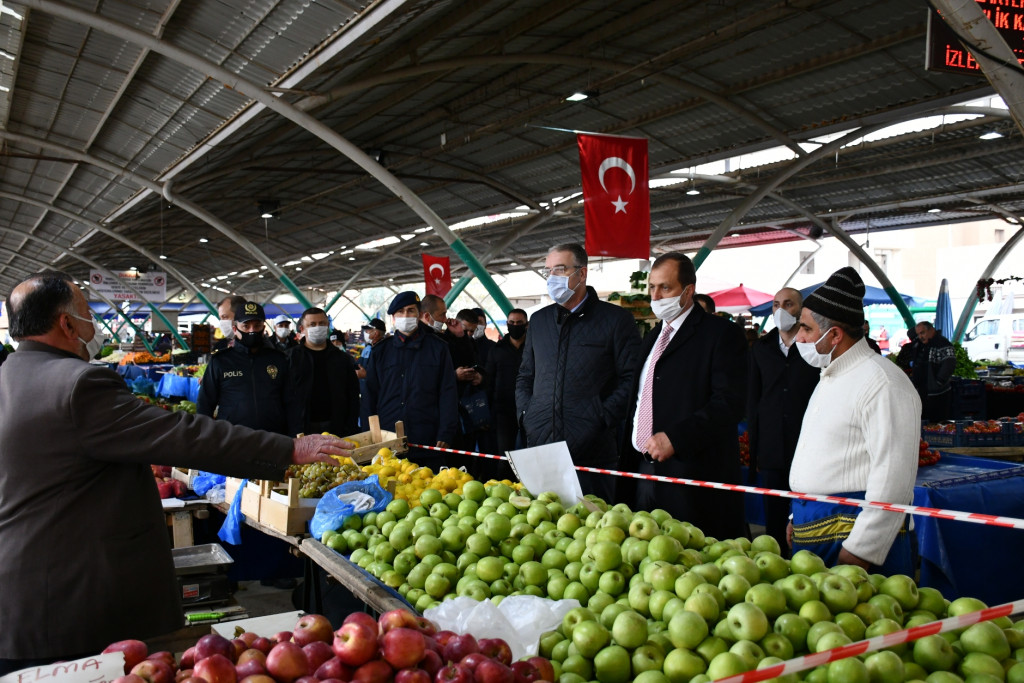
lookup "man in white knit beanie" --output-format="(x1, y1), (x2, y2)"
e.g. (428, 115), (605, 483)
(787, 267), (921, 574)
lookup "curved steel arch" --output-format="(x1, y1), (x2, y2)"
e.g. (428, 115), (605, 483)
(24, 0), (512, 314)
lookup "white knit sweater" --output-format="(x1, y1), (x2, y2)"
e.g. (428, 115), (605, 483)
(790, 337), (922, 565)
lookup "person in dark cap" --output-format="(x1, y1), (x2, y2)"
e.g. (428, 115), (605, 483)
(328, 330), (346, 349)
(362, 291), (459, 469)
(788, 267), (921, 574)
(198, 300), (298, 435)
(355, 318), (388, 416)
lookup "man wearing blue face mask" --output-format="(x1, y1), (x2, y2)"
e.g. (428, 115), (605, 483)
(747, 287), (820, 555)
(515, 243), (640, 503)
(788, 267), (921, 573)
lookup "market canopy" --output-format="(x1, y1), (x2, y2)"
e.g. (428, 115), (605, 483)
(707, 285), (773, 314)
(748, 283), (923, 317)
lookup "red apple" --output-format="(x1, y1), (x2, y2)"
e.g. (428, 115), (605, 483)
(294, 615), (335, 647)
(351, 660), (393, 683)
(131, 659), (174, 683)
(112, 675), (148, 683)
(456, 655), (487, 675)
(315, 657), (354, 681)
(230, 640), (248, 661)
(240, 676), (277, 683)
(419, 651), (443, 677)
(104, 640), (149, 673)
(196, 634), (236, 663)
(275, 632), (295, 644)
(267, 642), (310, 683)
(525, 658), (553, 683)
(238, 633), (259, 648)
(332, 622), (378, 667)
(296, 677), (320, 683)
(147, 652), (177, 671)
(473, 660), (513, 683)
(194, 655), (237, 683)
(433, 632), (457, 649)
(442, 635), (478, 665)
(235, 650), (267, 679)
(251, 638), (274, 655)
(379, 610), (419, 634)
(382, 628), (426, 670)
(395, 669), (431, 683)
(343, 612), (379, 634)
(175, 670), (194, 683)
(434, 664), (471, 683)
(320, 680), (349, 683)
(414, 618), (437, 637)
(422, 638), (441, 656)
(510, 662), (536, 683)
(476, 640), (511, 667)
(181, 648), (198, 670)
(304, 642), (335, 673)
(178, 678), (209, 683)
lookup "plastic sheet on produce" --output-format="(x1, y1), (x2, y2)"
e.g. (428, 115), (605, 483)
(425, 596), (579, 660)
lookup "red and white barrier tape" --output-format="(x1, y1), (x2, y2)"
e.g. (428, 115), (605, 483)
(714, 599), (1024, 683)
(407, 443), (1024, 530)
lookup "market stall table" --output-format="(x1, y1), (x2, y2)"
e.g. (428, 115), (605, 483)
(162, 497), (211, 548)
(300, 538), (410, 614)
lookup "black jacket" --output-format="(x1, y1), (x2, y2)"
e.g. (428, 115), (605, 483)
(287, 343), (360, 436)
(516, 287), (641, 464)
(364, 322), (459, 445)
(911, 334), (956, 396)
(198, 340), (297, 435)
(485, 335), (525, 420)
(625, 305), (749, 539)
(747, 329), (820, 471)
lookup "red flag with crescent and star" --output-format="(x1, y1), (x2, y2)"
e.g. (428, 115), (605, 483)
(422, 254), (452, 297)
(577, 133), (650, 259)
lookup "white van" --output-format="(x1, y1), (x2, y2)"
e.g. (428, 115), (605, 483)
(961, 314), (1024, 364)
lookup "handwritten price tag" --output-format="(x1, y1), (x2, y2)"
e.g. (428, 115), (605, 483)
(0, 653), (124, 683)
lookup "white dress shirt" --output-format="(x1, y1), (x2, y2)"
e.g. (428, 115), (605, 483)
(631, 304), (694, 451)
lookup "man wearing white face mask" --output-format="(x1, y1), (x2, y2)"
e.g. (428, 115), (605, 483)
(212, 295), (245, 352)
(789, 267), (920, 574)
(747, 287), (820, 555)
(271, 315), (298, 353)
(287, 307), (360, 437)
(623, 252), (749, 540)
(516, 243), (640, 503)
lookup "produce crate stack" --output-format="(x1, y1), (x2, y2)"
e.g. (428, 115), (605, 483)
(951, 378), (987, 419)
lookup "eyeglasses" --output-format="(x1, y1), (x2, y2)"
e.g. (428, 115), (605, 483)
(539, 266), (581, 280)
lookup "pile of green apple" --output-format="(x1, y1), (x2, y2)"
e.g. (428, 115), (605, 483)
(320, 484), (1024, 683)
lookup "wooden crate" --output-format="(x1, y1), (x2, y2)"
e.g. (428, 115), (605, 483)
(257, 478), (317, 536)
(171, 467), (199, 489)
(224, 478), (262, 519)
(342, 416), (407, 464)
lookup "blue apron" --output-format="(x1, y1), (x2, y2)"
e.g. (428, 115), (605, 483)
(791, 492), (915, 576)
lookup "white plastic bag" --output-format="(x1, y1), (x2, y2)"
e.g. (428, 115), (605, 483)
(424, 596), (580, 660)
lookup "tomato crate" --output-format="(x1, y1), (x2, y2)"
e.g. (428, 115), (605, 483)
(1001, 420), (1024, 447)
(922, 422), (960, 448)
(958, 420), (1008, 447)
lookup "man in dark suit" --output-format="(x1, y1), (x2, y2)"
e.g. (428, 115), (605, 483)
(747, 287), (820, 554)
(0, 271), (349, 673)
(626, 252), (749, 541)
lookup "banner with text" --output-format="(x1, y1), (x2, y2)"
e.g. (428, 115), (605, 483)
(89, 270), (167, 302)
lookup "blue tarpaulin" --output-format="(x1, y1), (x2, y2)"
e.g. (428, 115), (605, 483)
(749, 282), (922, 316)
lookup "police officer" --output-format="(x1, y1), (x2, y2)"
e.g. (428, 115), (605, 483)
(362, 291), (458, 470)
(198, 301), (298, 435)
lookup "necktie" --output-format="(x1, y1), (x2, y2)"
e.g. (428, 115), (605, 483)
(635, 324), (672, 451)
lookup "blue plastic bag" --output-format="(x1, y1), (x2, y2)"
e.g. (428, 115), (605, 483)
(130, 376), (156, 397)
(218, 478), (247, 545)
(310, 475), (392, 540)
(193, 471), (226, 496)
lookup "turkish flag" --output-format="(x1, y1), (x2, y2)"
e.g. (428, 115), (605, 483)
(578, 133), (650, 259)
(422, 254), (452, 297)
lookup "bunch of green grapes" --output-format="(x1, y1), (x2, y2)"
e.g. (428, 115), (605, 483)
(285, 462), (367, 498)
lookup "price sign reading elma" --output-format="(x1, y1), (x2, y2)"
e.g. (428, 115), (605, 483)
(0, 653), (124, 683)
(926, 5), (1024, 75)
(89, 270), (167, 302)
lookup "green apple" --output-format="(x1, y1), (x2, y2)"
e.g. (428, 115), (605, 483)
(475, 555), (504, 582)
(518, 560), (546, 586)
(647, 535), (682, 564)
(713, 617), (735, 643)
(1008, 662), (1024, 683)
(661, 597), (686, 623)
(683, 592), (720, 623)
(580, 563), (603, 591)
(600, 602), (631, 630)
(721, 554), (761, 585)
(729, 640), (765, 670)
(913, 634), (959, 672)
(903, 613), (935, 630)
(591, 541), (622, 572)
(610, 609), (648, 649)
(706, 539), (737, 561)
(572, 619), (611, 658)
(959, 651), (1004, 680)
(749, 534), (781, 555)
(648, 632), (674, 655)
(862, 650), (904, 683)
(690, 562), (723, 584)
(589, 591), (616, 614)
(490, 578), (512, 596)
(562, 605), (596, 638)
(705, 652), (749, 679)
(775, 573), (821, 611)
(916, 586), (948, 618)
(825, 656), (868, 683)
(599, 570), (627, 596)
(593, 645), (631, 683)
(675, 572), (707, 600)
(813, 630), (852, 653)
(667, 610), (709, 650)
(960, 621), (1011, 660)
(948, 596), (988, 617)
(424, 573), (451, 599)
(806, 621), (843, 651)
(879, 574), (919, 611)
(629, 581), (656, 616)
(745, 582), (788, 619)
(773, 613), (811, 653)
(662, 648), (706, 683)
(631, 644), (667, 676)
(853, 601), (884, 626)
(799, 599), (833, 625)
(695, 635), (728, 664)
(563, 580), (590, 604)
(718, 574), (751, 606)
(629, 515), (661, 540)
(834, 612), (866, 642)
(819, 573), (858, 613)
(868, 593), (904, 623)
(754, 551), (790, 583)
(649, 589), (677, 621)
(759, 632), (794, 661)
(557, 512), (582, 536)
(790, 549), (827, 576)
(561, 654), (593, 681)
(864, 618), (907, 656)
(546, 574), (569, 600)
(692, 583), (726, 611)
(632, 671), (670, 683)
(727, 602), (769, 642)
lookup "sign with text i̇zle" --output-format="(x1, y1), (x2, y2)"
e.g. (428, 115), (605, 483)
(88, 270), (167, 302)
(926, 4), (1024, 75)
